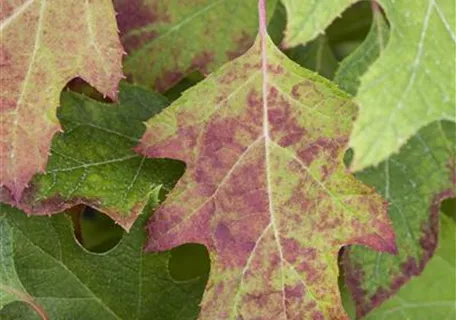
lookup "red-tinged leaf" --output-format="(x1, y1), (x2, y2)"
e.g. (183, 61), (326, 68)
(114, 0), (277, 92)
(0, 0), (124, 200)
(137, 2), (396, 318)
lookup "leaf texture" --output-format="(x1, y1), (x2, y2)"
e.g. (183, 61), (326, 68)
(363, 214), (456, 319)
(281, 0), (356, 48)
(137, 3), (396, 318)
(344, 120), (456, 318)
(350, 0), (456, 170)
(114, 0), (277, 92)
(0, 83), (184, 230)
(0, 0), (124, 200)
(281, 0), (456, 170)
(0, 203), (206, 319)
(334, 4), (389, 95)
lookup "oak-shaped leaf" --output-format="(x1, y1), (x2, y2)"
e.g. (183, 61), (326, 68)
(114, 0), (277, 92)
(0, 201), (206, 319)
(0, 82), (184, 230)
(137, 5), (395, 318)
(0, 0), (124, 200)
(281, 0), (455, 170)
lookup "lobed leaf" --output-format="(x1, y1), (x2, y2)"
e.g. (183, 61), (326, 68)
(137, 3), (395, 318)
(281, 0), (456, 170)
(0, 0), (124, 199)
(349, 0), (456, 170)
(114, 0), (277, 92)
(0, 83), (184, 230)
(0, 202), (206, 319)
(335, 10), (456, 316)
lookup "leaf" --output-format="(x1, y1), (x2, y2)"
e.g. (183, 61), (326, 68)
(114, 0), (277, 92)
(343, 120), (456, 318)
(136, 3), (395, 318)
(363, 213), (456, 319)
(286, 35), (339, 79)
(281, 0), (456, 171)
(0, 0), (124, 200)
(350, 0), (456, 170)
(0, 82), (184, 230)
(0, 202), (206, 319)
(334, 5), (389, 95)
(333, 8), (456, 315)
(280, 0), (357, 48)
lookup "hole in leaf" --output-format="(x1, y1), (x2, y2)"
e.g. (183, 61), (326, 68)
(441, 197), (456, 221)
(164, 71), (205, 102)
(169, 243), (210, 281)
(68, 205), (124, 253)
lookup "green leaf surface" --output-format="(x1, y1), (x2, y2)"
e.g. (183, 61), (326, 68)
(0, 0), (124, 200)
(281, 0), (356, 48)
(350, 0), (456, 170)
(363, 214), (456, 319)
(114, 0), (277, 92)
(344, 120), (456, 317)
(281, 0), (456, 170)
(0, 202), (206, 319)
(335, 14), (456, 315)
(334, 6), (389, 95)
(136, 4), (395, 318)
(286, 35), (339, 79)
(0, 82), (184, 230)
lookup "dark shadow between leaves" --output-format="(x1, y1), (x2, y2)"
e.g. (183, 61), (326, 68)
(169, 243), (211, 281)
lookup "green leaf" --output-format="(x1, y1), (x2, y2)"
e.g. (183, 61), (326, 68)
(0, 202), (206, 319)
(350, 0), (455, 170)
(281, 0), (357, 48)
(0, 82), (184, 230)
(281, 0), (455, 170)
(114, 0), (277, 91)
(136, 4), (395, 318)
(344, 120), (455, 317)
(286, 35), (339, 79)
(363, 214), (456, 319)
(334, 6), (389, 95)
(0, 0), (124, 200)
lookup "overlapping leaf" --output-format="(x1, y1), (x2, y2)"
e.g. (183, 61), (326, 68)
(281, 0), (456, 170)
(334, 5), (389, 95)
(281, 0), (356, 48)
(344, 120), (455, 317)
(114, 0), (277, 92)
(0, 83), (184, 230)
(363, 214), (456, 319)
(137, 4), (395, 318)
(0, 0), (124, 199)
(332, 12), (456, 316)
(0, 202), (206, 320)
